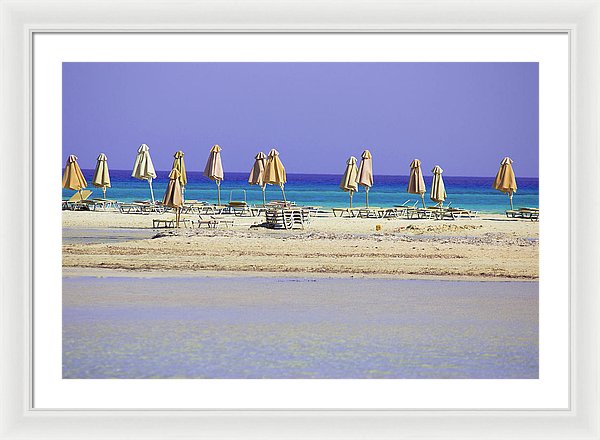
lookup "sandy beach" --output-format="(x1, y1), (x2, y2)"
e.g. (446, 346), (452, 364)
(63, 210), (538, 280)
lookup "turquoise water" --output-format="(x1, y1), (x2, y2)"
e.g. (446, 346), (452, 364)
(66, 170), (538, 214)
(63, 276), (539, 379)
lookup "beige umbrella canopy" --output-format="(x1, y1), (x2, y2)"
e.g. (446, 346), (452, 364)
(248, 151), (267, 206)
(132, 143), (157, 203)
(163, 168), (184, 227)
(203, 144), (224, 205)
(493, 157), (518, 209)
(407, 159), (426, 208)
(340, 156), (359, 208)
(263, 149), (287, 202)
(430, 165), (447, 206)
(62, 155), (88, 200)
(356, 149), (373, 207)
(172, 150), (187, 201)
(92, 153), (111, 198)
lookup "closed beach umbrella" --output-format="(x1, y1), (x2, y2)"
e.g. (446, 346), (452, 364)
(248, 151), (267, 206)
(263, 148), (287, 202)
(163, 168), (184, 227)
(172, 150), (187, 201)
(407, 159), (426, 208)
(356, 149), (373, 207)
(493, 157), (518, 209)
(340, 156), (359, 208)
(62, 155), (87, 200)
(92, 153), (111, 199)
(430, 165), (447, 206)
(132, 143), (157, 203)
(203, 144), (224, 205)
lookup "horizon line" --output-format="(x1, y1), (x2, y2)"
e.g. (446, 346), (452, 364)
(80, 168), (539, 179)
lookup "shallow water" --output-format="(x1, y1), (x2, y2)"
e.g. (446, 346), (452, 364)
(63, 276), (538, 379)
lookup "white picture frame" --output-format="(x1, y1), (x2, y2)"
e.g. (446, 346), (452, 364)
(1, 0), (598, 439)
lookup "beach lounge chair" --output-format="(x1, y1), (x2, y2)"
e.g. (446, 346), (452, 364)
(180, 200), (207, 214)
(506, 207), (539, 221)
(117, 202), (146, 214)
(196, 215), (235, 229)
(265, 207), (310, 229)
(226, 190), (253, 216)
(265, 200), (296, 209)
(197, 204), (227, 215)
(152, 217), (195, 228)
(332, 207), (355, 218)
(87, 198), (118, 211)
(63, 190), (93, 210)
(433, 207), (478, 220)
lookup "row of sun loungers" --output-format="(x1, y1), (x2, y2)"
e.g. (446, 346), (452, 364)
(331, 204), (479, 220)
(65, 192), (535, 228)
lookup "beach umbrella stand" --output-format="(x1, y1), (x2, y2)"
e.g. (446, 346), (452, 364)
(407, 159), (426, 208)
(132, 144), (158, 203)
(279, 183), (286, 202)
(262, 149), (287, 204)
(356, 150), (373, 209)
(340, 156), (359, 208)
(216, 179), (221, 206)
(148, 178), (155, 204)
(204, 145), (224, 206)
(62, 155), (88, 202)
(430, 165), (447, 208)
(493, 157), (517, 210)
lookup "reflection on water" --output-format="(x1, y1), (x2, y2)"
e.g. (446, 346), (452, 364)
(63, 276), (538, 379)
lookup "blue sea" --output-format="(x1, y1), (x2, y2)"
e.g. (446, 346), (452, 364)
(66, 169), (539, 214)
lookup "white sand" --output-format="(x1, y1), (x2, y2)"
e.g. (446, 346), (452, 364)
(63, 210), (538, 281)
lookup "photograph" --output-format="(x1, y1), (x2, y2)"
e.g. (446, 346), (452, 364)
(61, 61), (539, 379)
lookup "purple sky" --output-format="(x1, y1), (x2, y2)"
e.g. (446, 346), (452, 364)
(63, 62), (539, 177)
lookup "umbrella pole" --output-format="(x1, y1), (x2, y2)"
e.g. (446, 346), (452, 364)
(280, 184), (286, 203)
(509, 192), (513, 210)
(148, 179), (155, 204)
(176, 208), (180, 228)
(78, 189), (83, 201)
(262, 186), (266, 207)
(182, 186), (185, 204)
(349, 191), (353, 208)
(365, 187), (369, 208)
(420, 194), (425, 208)
(102, 187), (106, 199)
(216, 180), (221, 206)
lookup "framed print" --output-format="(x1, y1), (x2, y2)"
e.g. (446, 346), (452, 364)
(1, 1), (599, 439)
